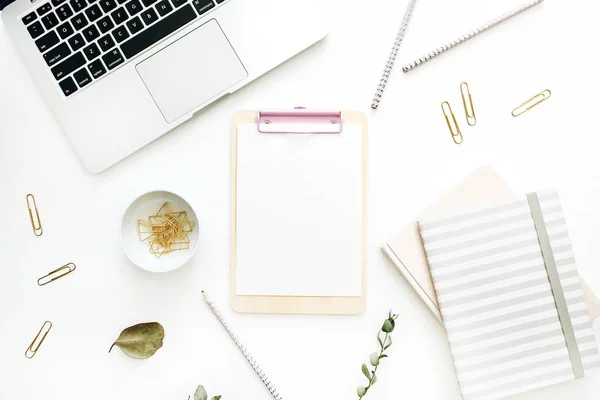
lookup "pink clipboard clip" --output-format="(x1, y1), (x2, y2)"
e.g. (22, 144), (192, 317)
(257, 107), (342, 134)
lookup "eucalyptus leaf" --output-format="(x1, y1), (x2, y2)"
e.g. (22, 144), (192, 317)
(361, 363), (371, 380)
(382, 319), (393, 333)
(384, 336), (392, 350)
(357, 386), (367, 397)
(369, 352), (379, 367)
(211, 396), (222, 400)
(194, 385), (208, 400)
(108, 322), (164, 359)
(356, 310), (398, 399)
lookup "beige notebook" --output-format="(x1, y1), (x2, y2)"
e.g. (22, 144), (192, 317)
(382, 165), (600, 323)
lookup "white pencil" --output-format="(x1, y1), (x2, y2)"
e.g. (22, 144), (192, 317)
(202, 291), (283, 400)
(371, 0), (419, 109)
(402, 0), (544, 73)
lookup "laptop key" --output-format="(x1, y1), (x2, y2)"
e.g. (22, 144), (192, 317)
(56, 4), (74, 21)
(71, 13), (89, 30)
(83, 43), (101, 60)
(191, 0), (214, 15)
(85, 4), (102, 22)
(141, 0), (157, 7)
(126, 16), (143, 34)
(156, 0), (173, 17)
(97, 15), (114, 33)
(51, 51), (86, 80)
(112, 25), (130, 43)
(98, 34), (116, 51)
(70, 0), (87, 12)
(111, 7), (129, 25)
(57, 22), (75, 39)
(37, 3), (53, 16)
(41, 13), (60, 30)
(52, 0), (68, 6)
(59, 76), (78, 96)
(100, 0), (117, 13)
(88, 59), (107, 78)
(27, 21), (45, 39)
(73, 67), (92, 87)
(44, 42), (72, 67)
(68, 33), (85, 51)
(35, 30), (60, 52)
(125, 0), (143, 16)
(141, 8), (158, 25)
(83, 25), (100, 41)
(102, 48), (125, 70)
(121, 4), (196, 59)
(23, 12), (38, 25)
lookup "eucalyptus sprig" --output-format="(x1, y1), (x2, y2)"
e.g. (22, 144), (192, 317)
(188, 385), (221, 400)
(357, 311), (398, 399)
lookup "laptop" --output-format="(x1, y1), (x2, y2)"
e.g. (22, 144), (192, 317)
(0, 0), (327, 172)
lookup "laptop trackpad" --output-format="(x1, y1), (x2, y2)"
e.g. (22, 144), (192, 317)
(136, 19), (248, 123)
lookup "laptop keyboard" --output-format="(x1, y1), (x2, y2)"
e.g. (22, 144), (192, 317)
(22, 0), (229, 97)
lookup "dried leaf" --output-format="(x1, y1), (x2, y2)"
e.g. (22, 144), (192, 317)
(361, 363), (371, 380)
(194, 385), (208, 400)
(109, 322), (164, 359)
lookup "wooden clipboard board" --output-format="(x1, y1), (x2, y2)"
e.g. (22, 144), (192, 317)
(231, 109), (368, 314)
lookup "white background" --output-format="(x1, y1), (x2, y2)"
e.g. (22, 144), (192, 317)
(1, 0), (600, 399)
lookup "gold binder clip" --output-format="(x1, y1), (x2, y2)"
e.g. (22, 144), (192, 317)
(25, 321), (52, 359)
(460, 82), (476, 126)
(26, 194), (43, 236)
(37, 263), (76, 286)
(512, 89), (552, 117)
(441, 102), (463, 144)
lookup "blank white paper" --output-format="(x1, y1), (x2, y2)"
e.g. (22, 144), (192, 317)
(236, 123), (363, 297)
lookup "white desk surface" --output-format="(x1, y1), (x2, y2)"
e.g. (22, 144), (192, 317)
(1, 0), (600, 399)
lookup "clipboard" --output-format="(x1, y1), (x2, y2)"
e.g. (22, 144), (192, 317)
(231, 108), (368, 314)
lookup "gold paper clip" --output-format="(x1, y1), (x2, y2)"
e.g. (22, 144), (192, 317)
(25, 321), (52, 359)
(26, 194), (43, 236)
(460, 82), (476, 126)
(37, 263), (76, 286)
(512, 89), (552, 117)
(441, 102), (463, 144)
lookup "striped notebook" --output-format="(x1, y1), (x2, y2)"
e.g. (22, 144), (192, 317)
(418, 189), (600, 400)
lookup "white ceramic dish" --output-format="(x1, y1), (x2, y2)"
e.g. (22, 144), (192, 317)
(121, 191), (199, 272)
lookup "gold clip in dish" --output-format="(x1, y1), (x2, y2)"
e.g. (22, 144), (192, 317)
(460, 82), (476, 126)
(441, 102), (463, 144)
(26, 194), (43, 236)
(25, 321), (52, 359)
(512, 89), (551, 117)
(37, 263), (76, 286)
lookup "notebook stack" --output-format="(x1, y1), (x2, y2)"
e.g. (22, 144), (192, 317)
(418, 189), (600, 399)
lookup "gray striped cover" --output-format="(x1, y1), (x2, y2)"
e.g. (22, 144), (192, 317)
(418, 189), (600, 400)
